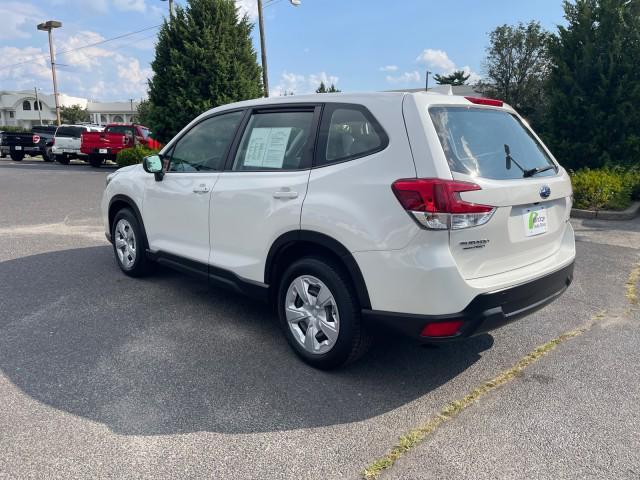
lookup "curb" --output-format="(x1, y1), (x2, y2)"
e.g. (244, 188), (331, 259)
(571, 201), (640, 220)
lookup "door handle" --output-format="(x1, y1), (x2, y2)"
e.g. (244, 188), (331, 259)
(273, 189), (298, 199)
(193, 184), (210, 194)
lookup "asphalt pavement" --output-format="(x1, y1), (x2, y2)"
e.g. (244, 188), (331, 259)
(1, 156), (638, 479)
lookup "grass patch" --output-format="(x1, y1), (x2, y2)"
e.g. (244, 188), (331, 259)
(626, 262), (640, 305)
(362, 312), (606, 480)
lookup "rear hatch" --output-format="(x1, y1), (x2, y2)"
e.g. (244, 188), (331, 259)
(55, 126), (84, 151)
(427, 102), (572, 280)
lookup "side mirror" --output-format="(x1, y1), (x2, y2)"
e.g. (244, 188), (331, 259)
(143, 154), (164, 181)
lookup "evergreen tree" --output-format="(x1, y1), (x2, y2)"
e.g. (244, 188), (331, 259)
(316, 82), (341, 93)
(544, 0), (640, 169)
(433, 70), (470, 86)
(146, 0), (262, 143)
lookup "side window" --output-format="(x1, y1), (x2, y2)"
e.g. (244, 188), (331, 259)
(317, 104), (387, 167)
(232, 110), (315, 171)
(169, 111), (243, 172)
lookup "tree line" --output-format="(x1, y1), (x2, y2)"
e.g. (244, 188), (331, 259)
(138, 0), (639, 172)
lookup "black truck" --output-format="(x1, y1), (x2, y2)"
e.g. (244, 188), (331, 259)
(1, 125), (57, 162)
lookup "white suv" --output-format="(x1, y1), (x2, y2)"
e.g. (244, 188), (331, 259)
(102, 91), (575, 369)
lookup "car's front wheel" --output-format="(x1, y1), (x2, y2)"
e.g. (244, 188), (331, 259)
(111, 209), (154, 277)
(277, 256), (371, 369)
(10, 152), (24, 161)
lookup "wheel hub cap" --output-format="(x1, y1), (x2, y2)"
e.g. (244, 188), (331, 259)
(114, 219), (136, 269)
(285, 275), (340, 355)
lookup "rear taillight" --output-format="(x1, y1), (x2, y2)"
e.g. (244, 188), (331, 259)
(32, 134), (40, 144)
(392, 178), (495, 230)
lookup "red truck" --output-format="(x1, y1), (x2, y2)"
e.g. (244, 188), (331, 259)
(81, 124), (161, 168)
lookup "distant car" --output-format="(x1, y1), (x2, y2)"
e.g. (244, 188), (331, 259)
(81, 124), (161, 168)
(1, 125), (56, 162)
(102, 92), (575, 369)
(52, 124), (103, 165)
(0, 131), (6, 158)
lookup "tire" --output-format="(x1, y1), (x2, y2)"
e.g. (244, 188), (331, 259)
(111, 208), (154, 277)
(10, 152), (24, 162)
(56, 154), (70, 165)
(89, 154), (103, 168)
(42, 147), (54, 162)
(277, 256), (372, 369)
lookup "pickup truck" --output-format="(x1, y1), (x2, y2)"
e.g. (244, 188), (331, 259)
(52, 124), (103, 165)
(1, 126), (57, 162)
(81, 124), (160, 168)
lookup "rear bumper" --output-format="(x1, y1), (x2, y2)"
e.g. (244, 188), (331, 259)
(362, 261), (574, 341)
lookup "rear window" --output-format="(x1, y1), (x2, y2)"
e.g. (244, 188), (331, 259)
(429, 107), (556, 180)
(106, 125), (134, 136)
(56, 126), (85, 138)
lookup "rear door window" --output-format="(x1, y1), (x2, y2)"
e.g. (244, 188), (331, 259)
(429, 107), (556, 179)
(315, 104), (388, 167)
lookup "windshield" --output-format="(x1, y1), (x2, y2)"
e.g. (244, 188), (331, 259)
(429, 106), (556, 179)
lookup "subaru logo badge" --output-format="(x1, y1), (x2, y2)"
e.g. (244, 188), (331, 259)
(539, 185), (551, 199)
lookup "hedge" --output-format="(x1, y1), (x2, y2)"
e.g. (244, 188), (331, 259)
(570, 167), (640, 211)
(116, 145), (160, 168)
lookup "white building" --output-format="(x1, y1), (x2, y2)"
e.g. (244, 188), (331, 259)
(0, 90), (139, 128)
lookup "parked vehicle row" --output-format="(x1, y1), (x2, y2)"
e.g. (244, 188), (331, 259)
(102, 91), (576, 369)
(1, 123), (159, 168)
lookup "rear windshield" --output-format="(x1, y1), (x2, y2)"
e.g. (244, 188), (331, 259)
(429, 107), (556, 180)
(106, 125), (134, 135)
(56, 126), (85, 138)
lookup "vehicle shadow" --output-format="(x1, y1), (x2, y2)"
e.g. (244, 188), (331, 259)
(0, 246), (493, 436)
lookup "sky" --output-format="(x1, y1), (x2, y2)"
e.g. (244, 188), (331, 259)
(0, 0), (568, 101)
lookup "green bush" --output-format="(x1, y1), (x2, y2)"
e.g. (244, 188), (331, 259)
(116, 145), (159, 168)
(570, 168), (632, 211)
(621, 167), (640, 200)
(0, 125), (30, 133)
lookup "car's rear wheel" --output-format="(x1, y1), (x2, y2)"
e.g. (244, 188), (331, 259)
(10, 152), (24, 161)
(89, 154), (103, 168)
(111, 209), (154, 277)
(56, 154), (70, 165)
(277, 256), (371, 369)
(42, 147), (54, 162)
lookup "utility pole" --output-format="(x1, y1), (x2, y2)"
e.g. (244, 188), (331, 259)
(161, 0), (174, 20)
(37, 21), (62, 126)
(425, 70), (432, 91)
(256, 0), (301, 98)
(34, 87), (43, 126)
(257, 0), (269, 97)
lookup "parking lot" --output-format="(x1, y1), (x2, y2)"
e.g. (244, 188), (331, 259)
(1, 156), (639, 479)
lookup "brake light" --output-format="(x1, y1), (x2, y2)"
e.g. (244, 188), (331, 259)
(392, 178), (495, 230)
(32, 134), (40, 144)
(464, 96), (503, 107)
(421, 320), (464, 337)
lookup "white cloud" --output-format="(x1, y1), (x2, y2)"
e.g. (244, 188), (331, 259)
(112, 0), (146, 12)
(58, 31), (118, 70)
(50, 0), (109, 14)
(0, 2), (44, 39)
(386, 70), (421, 84)
(271, 71), (339, 96)
(236, 0), (258, 19)
(416, 49), (456, 72)
(117, 58), (153, 95)
(416, 48), (481, 83)
(0, 46), (51, 87)
(379, 65), (398, 72)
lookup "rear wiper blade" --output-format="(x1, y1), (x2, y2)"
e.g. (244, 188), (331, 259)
(523, 165), (556, 178)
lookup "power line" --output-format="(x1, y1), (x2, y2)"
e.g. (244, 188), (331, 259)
(0, 24), (161, 72)
(264, 0), (285, 7)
